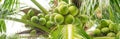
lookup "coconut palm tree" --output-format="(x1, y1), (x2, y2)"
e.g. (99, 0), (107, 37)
(0, 0), (119, 39)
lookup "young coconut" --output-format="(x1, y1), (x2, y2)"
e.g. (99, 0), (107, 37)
(65, 15), (75, 24)
(30, 30), (36, 36)
(101, 27), (110, 34)
(39, 18), (46, 25)
(93, 29), (101, 36)
(31, 16), (39, 23)
(51, 13), (58, 22)
(107, 32), (116, 37)
(54, 14), (64, 24)
(46, 21), (54, 28)
(27, 9), (35, 18)
(109, 23), (115, 32)
(100, 19), (112, 27)
(45, 14), (50, 21)
(68, 6), (78, 16)
(58, 5), (69, 15)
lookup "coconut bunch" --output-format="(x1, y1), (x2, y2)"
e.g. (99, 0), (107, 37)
(53, 1), (89, 26)
(93, 19), (120, 37)
(21, 1), (89, 29)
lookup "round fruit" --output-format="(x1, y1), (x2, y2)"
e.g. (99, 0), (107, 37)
(109, 23), (119, 32)
(45, 14), (50, 21)
(58, 5), (69, 15)
(51, 13), (58, 22)
(54, 14), (64, 24)
(68, 6), (78, 16)
(107, 32), (115, 37)
(37, 13), (44, 18)
(39, 18), (46, 25)
(65, 15), (75, 24)
(101, 27), (110, 34)
(79, 15), (88, 23)
(30, 30), (36, 35)
(107, 20), (113, 24)
(109, 23), (116, 31)
(100, 19), (111, 27)
(31, 16), (39, 23)
(46, 21), (54, 28)
(27, 9), (35, 18)
(93, 29), (101, 36)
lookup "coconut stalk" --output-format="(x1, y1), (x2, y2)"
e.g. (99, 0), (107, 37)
(31, 0), (49, 14)
(0, 17), (50, 33)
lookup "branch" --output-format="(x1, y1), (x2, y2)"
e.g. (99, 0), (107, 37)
(1, 17), (50, 33)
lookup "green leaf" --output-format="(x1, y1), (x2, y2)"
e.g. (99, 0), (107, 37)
(50, 24), (90, 39)
(2, 0), (19, 11)
(76, 25), (92, 39)
(0, 19), (6, 32)
(0, 34), (6, 39)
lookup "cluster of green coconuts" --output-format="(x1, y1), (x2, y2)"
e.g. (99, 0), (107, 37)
(93, 19), (120, 37)
(24, 2), (87, 29)
(22, 1), (89, 29)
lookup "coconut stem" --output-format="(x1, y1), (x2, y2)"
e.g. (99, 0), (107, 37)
(31, 0), (49, 14)
(1, 17), (50, 33)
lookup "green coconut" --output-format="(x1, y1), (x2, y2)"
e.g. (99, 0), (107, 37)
(27, 9), (35, 18)
(65, 15), (75, 24)
(100, 19), (112, 27)
(58, 5), (69, 15)
(39, 18), (46, 25)
(93, 29), (101, 36)
(68, 6), (78, 16)
(54, 14), (64, 24)
(51, 13), (58, 22)
(31, 16), (39, 23)
(45, 14), (50, 21)
(101, 27), (110, 34)
(107, 32), (116, 37)
(109, 23), (118, 33)
(46, 21), (54, 28)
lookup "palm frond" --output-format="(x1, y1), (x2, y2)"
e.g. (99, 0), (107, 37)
(2, 0), (19, 10)
(0, 19), (6, 33)
(50, 24), (92, 39)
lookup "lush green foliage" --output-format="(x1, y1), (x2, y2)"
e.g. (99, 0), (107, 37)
(0, 0), (119, 39)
